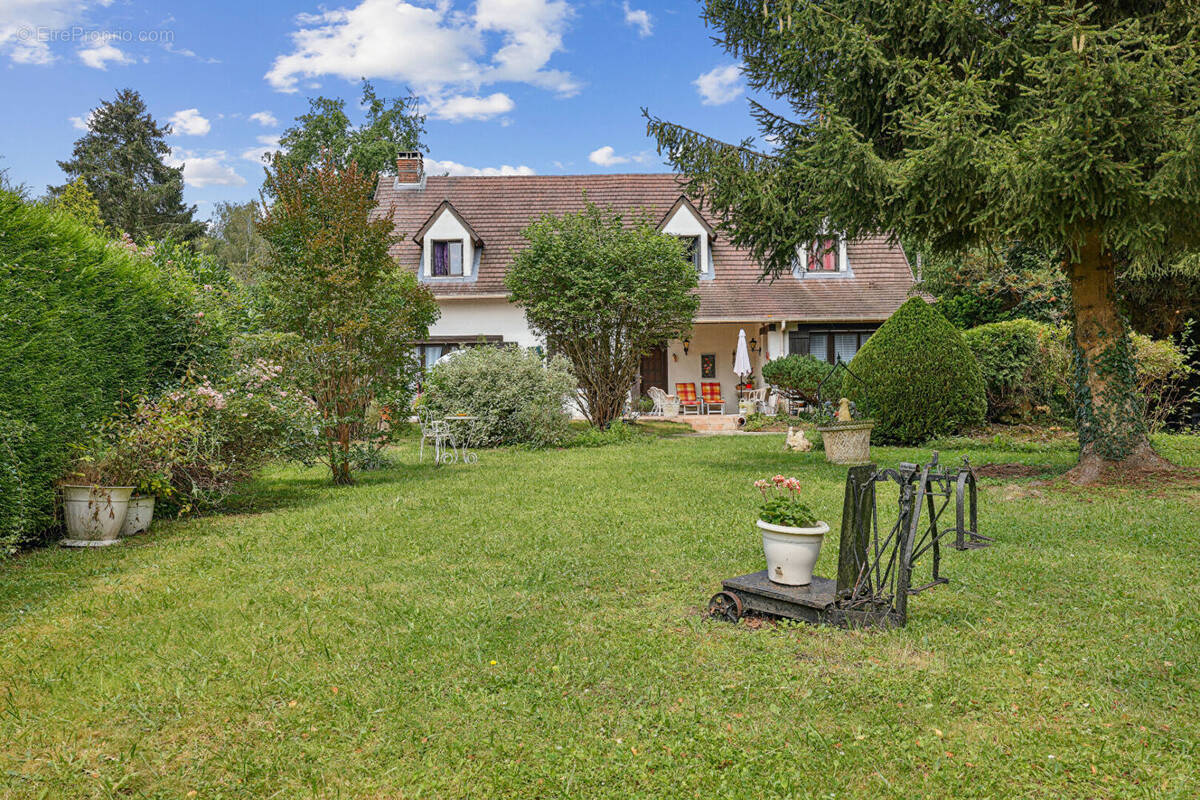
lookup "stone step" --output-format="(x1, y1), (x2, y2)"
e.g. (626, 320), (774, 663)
(665, 414), (742, 432)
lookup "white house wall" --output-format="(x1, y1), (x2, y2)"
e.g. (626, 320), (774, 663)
(666, 323), (766, 402)
(431, 298), (538, 348)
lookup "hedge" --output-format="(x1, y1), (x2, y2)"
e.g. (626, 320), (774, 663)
(0, 190), (204, 550)
(846, 297), (987, 443)
(963, 319), (1066, 421)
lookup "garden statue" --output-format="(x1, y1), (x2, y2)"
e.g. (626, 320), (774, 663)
(836, 397), (853, 422)
(785, 427), (812, 452)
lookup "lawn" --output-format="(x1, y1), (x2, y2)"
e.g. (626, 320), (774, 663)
(2, 432), (1198, 798)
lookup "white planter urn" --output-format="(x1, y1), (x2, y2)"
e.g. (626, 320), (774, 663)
(757, 519), (830, 586)
(663, 401), (680, 417)
(61, 485), (134, 547)
(120, 494), (155, 536)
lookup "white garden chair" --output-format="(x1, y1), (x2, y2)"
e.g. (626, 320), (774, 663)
(646, 386), (670, 416)
(743, 387), (770, 415)
(418, 408), (459, 464)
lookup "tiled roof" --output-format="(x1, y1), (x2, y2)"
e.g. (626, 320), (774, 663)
(375, 172), (916, 323)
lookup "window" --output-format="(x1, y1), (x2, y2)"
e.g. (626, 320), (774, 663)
(677, 235), (702, 270)
(432, 240), (463, 277)
(419, 342), (458, 370)
(789, 328), (874, 364)
(807, 237), (840, 272)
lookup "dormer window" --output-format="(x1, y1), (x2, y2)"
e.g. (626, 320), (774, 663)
(807, 237), (840, 272)
(415, 201), (482, 282)
(677, 235), (702, 270)
(660, 196), (716, 279)
(795, 234), (850, 276)
(432, 240), (463, 277)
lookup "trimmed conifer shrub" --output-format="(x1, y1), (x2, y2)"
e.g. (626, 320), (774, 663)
(846, 298), (987, 443)
(0, 190), (204, 550)
(761, 353), (841, 406)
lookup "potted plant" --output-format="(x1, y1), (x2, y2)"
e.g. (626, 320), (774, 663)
(59, 445), (135, 547)
(105, 395), (187, 536)
(815, 397), (875, 465)
(754, 475), (829, 586)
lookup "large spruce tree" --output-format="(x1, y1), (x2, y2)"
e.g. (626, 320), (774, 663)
(647, 1), (1200, 483)
(51, 89), (202, 241)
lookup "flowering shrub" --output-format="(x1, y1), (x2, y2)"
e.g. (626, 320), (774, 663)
(754, 475), (818, 528)
(165, 364), (318, 511)
(79, 360), (319, 514)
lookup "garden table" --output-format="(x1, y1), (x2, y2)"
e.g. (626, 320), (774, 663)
(441, 415), (479, 464)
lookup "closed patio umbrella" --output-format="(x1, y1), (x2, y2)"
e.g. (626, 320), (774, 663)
(734, 329), (753, 379)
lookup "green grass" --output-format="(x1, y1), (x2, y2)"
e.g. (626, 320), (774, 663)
(1, 433), (1198, 798)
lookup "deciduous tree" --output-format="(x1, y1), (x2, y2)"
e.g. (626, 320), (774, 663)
(270, 81), (425, 180)
(506, 201), (700, 428)
(258, 152), (439, 485)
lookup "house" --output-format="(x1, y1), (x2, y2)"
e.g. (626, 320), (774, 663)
(376, 152), (917, 406)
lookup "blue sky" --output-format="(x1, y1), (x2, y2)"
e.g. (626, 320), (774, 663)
(0, 0), (761, 221)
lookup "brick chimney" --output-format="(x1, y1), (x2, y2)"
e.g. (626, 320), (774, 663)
(396, 151), (423, 184)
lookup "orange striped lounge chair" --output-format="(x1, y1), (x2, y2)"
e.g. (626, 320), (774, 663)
(701, 382), (726, 414)
(675, 382), (702, 414)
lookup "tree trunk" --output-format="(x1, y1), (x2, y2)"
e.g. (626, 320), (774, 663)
(1064, 232), (1172, 484)
(584, 385), (626, 429)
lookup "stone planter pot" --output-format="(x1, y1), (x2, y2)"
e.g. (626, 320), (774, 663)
(120, 494), (155, 536)
(815, 420), (875, 465)
(61, 485), (134, 547)
(757, 519), (830, 586)
(663, 401), (680, 417)
(738, 399), (755, 416)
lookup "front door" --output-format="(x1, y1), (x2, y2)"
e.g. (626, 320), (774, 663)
(639, 346), (668, 396)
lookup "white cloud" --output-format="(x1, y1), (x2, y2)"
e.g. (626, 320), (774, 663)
(78, 34), (134, 70)
(169, 108), (212, 136)
(166, 149), (246, 188)
(425, 157), (535, 177)
(588, 146), (626, 166)
(694, 63), (743, 106)
(0, 0), (89, 65)
(587, 145), (651, 167)
(163, 41), (219, 63)
(430, 93), (515, 122)
(240, 135), (281, 164)
(622, 2), (652, 37)
(69, 109), (98, 131)
(249, 110), (278, 127)
(265, 0), (578, 120)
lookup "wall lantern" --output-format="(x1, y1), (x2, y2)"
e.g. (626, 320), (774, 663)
(749, 337), (761, 354)
(682, 337), (691, 355)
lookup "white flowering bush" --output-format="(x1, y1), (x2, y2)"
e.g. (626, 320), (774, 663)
(420, 346), (575, 448)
